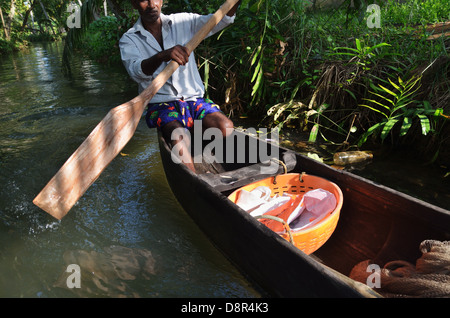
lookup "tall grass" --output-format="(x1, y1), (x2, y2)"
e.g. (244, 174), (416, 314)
(195, 0), (448, 156)
(74, 0), (448, 159)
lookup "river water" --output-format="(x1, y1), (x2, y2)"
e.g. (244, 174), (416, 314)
(2, 41), (449, 299)
(0, 42), (260, 297)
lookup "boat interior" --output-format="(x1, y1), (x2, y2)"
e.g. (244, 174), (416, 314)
(187, 131), (450, 276)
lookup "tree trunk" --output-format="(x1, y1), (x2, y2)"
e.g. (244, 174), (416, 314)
(39, 0), (49, 20)
(38, 0), (56, 35)
(0, 6), (10, 40)
(5, 0), (16, 38)
(21, 0), (36, 32)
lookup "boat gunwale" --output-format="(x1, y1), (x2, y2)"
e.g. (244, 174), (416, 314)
(158, 132), (385, 297)
(157, 130), (450, 297)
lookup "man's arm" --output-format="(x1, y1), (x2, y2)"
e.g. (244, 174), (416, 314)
(227, 0), (241, 17)
(141, 1), (241, 76)
(141, 45), (190, 76)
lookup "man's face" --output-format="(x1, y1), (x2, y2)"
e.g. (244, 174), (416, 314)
(132, 0), (163, 25)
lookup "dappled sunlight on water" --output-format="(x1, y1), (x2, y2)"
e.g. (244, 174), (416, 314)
(0, 42), (260, 298)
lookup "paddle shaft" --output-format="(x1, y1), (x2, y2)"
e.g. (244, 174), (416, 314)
(33, 0), (240, 220)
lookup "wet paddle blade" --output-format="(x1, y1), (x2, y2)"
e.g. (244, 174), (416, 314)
(33, 97), (145, 220)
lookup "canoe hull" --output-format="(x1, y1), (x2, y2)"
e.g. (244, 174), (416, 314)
(158, 130), (450, 297)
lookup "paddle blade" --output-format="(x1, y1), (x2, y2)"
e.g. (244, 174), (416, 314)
(33, 97), (145, 220)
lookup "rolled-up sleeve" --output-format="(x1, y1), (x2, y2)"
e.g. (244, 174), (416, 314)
(119, 12), (236, 100)
(119, 34), (153, 84)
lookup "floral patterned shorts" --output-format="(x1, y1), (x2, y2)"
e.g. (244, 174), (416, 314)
(145, 98), (221, 130)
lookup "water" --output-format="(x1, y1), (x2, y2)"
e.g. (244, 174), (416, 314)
(0, 42), (260, 298)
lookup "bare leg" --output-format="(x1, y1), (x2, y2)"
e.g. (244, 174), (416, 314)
(202, 112), (234, 137)
(161, 120), (196, 173)
(161, 113), (233, 173)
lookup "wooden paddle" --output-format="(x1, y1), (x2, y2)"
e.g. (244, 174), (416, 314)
(33, 0), (240, 220)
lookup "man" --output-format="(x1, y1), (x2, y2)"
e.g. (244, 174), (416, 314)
(119, 0), (240, 172)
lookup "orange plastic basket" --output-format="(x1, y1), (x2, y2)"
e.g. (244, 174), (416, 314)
(228, 173), (343, 255)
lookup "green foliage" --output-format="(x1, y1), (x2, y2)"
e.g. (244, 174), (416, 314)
(82, 16), (124, 64)
(2, 0), (448, 158)
(197, 0), (309, 114)
(259, 0), (448, 153)
(358, 75), (446, 146)
(382, 0), (450, 25)
(62, 0), (136, 69)
(0, 38), (13, 53)
(332, 38), (391, 73)
(162, 0), (223, 14)
(0, 31), (28, 54)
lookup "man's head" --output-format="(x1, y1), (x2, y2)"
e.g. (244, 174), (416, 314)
(131, 0), (163, 26)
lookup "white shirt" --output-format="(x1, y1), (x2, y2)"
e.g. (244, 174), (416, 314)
(119, 13), (235, 103)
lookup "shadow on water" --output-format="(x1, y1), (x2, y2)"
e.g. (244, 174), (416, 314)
(0, 42), (260, 297)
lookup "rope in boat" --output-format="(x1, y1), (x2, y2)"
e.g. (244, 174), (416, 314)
(349, 240), (450, 297)
(255, 215), (294, 244)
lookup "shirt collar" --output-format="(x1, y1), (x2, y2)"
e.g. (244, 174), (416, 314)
(160, 13), (173, 29)
(133, 13), (172, 35)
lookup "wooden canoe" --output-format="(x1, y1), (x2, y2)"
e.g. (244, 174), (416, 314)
(158, 129), (450, 297)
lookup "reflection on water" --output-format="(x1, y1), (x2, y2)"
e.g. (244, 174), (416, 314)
(0, 42), (260, 298)
(54, 245), (156, 297)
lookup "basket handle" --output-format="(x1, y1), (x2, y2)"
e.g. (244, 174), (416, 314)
(270, 158), (287, 185)
(256, 215), (294, 244)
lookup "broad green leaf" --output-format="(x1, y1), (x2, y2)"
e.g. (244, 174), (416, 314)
(366, 42), (391, 53)
(378, 84), (398, 97)
(400, 117), (412, 136)
(330, 52), (359, 57)
(368, 91), (395, 106)
(388, 78), (400, 90)
(433, 108), (443, 117)
(380, 118), (399, 140)
(308, 124), (319, 142)
(359, 103), (389, 118)
(357, 122), (384, 147)
(251, 46), (261, 66)
(392, 100), (415, 113)
(251, 58), (262, 82)
(355, 38), (362, 51)
(251, 69), (263, 96)
(417, 114), (430, 135)
(333, 47), (360, 53)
